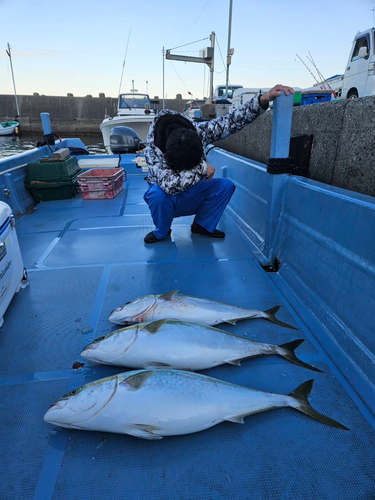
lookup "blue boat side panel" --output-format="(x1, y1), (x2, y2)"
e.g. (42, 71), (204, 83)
(208, 148), (268, 249)
(0, 165), (34, 213)
(275, 176), (375, 406)
(207, 147), (375, 416)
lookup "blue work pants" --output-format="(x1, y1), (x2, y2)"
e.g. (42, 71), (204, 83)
(144, 178), (235, 239)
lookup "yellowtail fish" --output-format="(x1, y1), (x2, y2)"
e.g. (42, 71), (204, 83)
(108, 290), (298, 329)
(82, 320), (320, 372)
(44, 370), (349, 439)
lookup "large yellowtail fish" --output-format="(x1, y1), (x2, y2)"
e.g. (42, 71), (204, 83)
(82, 320), (321, 372)
(108, 290), (298, 330)
(44, 370), (348, 439)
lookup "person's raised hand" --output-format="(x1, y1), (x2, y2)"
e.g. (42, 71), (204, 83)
(259, 85), (294, 108)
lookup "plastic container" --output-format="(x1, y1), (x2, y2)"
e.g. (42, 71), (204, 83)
(0, 201), (25, 327)
(301, 90), (332, 106)
(293, 91), (302, 106)
(26, 155), (81, 183)
(77, 168), (124, 200)
(25, 175), (80, 202)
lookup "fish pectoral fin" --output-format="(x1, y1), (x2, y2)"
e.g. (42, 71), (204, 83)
(120, 371), (153, 391)
(225, 414), (246, 424)
(225, 315), (258, 325)
(225, 358), (242, 366)
(130, 423), (163, 440)
(224, 319), (238, 325)
(143, 319), (168, 335)
(159, 290), (179, 301)
(143, 361), (172, 369)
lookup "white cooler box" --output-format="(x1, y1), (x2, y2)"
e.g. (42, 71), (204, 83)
(0, 201), (26, 327)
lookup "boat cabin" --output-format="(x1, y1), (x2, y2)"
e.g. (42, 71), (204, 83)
(117, 93), (153, 116)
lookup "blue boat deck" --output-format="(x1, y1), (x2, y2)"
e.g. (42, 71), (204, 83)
(1, 158), (375, 499)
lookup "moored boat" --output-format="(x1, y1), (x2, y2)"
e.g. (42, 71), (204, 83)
(100, 92), (155, 153)
(0, 120), (19, 136)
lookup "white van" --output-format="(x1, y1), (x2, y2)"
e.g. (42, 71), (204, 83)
(230, 88), (271, 110)
(340, 28), (375, 99)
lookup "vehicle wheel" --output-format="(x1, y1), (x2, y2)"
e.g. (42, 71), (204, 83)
(347, 90), (358, 99)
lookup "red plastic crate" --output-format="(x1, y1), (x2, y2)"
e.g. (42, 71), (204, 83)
(77, 168), (124, 200)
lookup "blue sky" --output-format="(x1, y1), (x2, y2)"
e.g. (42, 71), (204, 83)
(0, 0), (374, 99)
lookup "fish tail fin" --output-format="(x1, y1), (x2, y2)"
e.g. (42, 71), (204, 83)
(264, 306), (298, 330)
(278, 339), (324, 373)
(288, 380), (349, 430)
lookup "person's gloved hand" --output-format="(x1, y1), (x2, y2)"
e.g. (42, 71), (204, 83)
(259, 85), (294, 109)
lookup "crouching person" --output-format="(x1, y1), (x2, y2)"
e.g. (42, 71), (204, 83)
(143, 84), (293, 243)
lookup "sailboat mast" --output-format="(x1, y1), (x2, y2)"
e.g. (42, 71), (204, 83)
(6, 43), (20, 117)
(225, 0), (233, 98)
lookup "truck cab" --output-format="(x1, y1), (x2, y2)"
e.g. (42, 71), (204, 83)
(341, 28), (375, 99)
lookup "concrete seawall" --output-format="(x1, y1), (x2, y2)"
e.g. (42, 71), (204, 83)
(0, 93), (194, 136)
(215, 97), (375, 198)
(1, 93), (374, 197)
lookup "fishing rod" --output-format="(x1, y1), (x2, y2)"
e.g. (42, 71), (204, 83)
(118, 28), (131, 97)
(295, 53), (323, 89)
(307, 52), (325, 83)
(5, 43), (20, 118)
(307, 51), (337, 98)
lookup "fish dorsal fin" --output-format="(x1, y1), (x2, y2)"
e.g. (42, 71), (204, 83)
(159, 290), (179, 301)
(120, 371), (153, 391)
(143, 319), (167, 335)
(225, 414), (246, 424)
(226, 358), (242, 366)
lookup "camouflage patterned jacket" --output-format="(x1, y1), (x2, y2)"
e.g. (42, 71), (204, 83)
(144, 95), (266, 195)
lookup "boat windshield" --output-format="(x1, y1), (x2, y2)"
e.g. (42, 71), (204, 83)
(217, 87), (242, 99)
(119, 94), (151, 109)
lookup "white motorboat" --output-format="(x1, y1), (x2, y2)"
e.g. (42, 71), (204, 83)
(0, 121), (19, 136)
(100, 93), (155, 153)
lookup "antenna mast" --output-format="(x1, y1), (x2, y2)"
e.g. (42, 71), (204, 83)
(5, 43), (20, 117)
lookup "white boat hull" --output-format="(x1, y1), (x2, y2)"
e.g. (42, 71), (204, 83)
(100, 115), (154, 153)
(0, 122), (19, 136)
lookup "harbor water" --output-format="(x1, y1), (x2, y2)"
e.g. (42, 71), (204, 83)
(0, 135), (105, 159)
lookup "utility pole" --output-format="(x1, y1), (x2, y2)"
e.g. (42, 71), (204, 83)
(209, 32), (215, 104)
(162, 47), (165, 109)
(225, 0), (233, 99)
(165, 32), (215, 103)
(5, 43), (20, 117)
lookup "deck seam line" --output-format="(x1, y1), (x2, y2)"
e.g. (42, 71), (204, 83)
(32, 265), (112, 500)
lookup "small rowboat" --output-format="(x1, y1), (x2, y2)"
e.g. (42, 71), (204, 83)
(0, 121), (19, 136)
